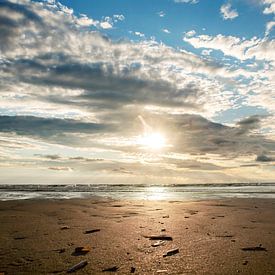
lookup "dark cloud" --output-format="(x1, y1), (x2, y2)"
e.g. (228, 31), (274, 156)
(69, 157), (104, 162)
(48, 166), (72, 171)
(1, 113), (274, 162)
(36, 154), (62, 160)
(112, 167), (134, 175)
(0, 0), (42, 51)
(151, 114), (275, 158)
(240, 164), (260, 167)
(0, 115), (112, 137)
(0, 1), (41, 22)
(256, 154), (274, 162)
(168, 113), (226, 130)
(161, 157), (225, 170)
(237, 115), (263, 134)
(2, 58), (198, 110)
(238, 115), (261, 126)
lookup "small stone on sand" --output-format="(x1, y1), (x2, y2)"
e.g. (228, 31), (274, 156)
(84, 229), (100, 234)
(152, 240), (165, 247)
(60, 226), (70, 230)
(67, 260), (88, 273)
(163, 248), (179, 257)
(144, 235), (173, 241)
(102, 266), (119, 272)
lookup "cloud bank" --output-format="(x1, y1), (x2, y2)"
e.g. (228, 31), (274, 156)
(0, 0), (274, 184)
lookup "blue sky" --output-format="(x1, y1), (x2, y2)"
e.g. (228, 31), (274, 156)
(58, 0), (273, 40)
(0, 0), (274, 184)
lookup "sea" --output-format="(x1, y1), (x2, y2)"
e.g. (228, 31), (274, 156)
(0, 183), (275, 201)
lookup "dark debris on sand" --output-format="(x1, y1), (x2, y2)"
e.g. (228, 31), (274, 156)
(84, 229), (101, 234)
(241, 244), (267, 252)
(144, 235), (173, 241)
(102, 266), (119, 272)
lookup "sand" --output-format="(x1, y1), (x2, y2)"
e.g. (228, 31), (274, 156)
(0, 198), (274, 274)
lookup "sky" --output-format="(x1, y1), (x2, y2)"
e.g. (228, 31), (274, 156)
(0, 0), (274, 184)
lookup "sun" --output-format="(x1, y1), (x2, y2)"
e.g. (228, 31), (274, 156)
(137, 132), (166, 150)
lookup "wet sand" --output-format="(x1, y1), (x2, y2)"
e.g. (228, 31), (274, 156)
(0, 198), (274, 274)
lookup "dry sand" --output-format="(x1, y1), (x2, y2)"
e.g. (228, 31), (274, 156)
(0, 198), (274, 274)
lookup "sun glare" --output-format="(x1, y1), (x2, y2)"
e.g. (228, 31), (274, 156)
(137, 132), (166, 150)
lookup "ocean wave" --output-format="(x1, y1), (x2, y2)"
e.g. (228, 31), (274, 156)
(0, 183), (275, 201)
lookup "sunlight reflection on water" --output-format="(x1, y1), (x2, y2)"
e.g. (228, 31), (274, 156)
(1, 184), (275, 201)
(142, 186), (169, 200)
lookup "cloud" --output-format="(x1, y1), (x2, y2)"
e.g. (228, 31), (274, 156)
(174, 0), (199, 4)
(262, 0), (275, 14)
(184, 34), (247, 60)
(201, 49), (212, 56)
(0, 0), (274, 183)
(220, 3), (239, 20)
(38, 154), (62, 160)
(0, 0), (271, 119)
(113, 14), (125, 21)
(161, 114), (275, 158)
(184, 33), (275, 62)
(0, 134), (38, 150)
(76, 15), (97, 27)
(265, 21), (275, 35)
(131, 31), (145, 37)
(157, 11), (166, 17)
(237, 115), (262, 129)
(245, 39), (275, 61)
(185, 30), (196, 37)
(2, 58), (202, 111)
(1, 113), (274, 164)
(76, 14), (123, 29)
(0, 0), (43, 52)
(256, 154), (274, 162)
(1, 113), (275, 183)
(48, 166), (73, 171)
(162, 28), (171, 34)
(0, 115), (111, 138)
(100, 21), (112, 29)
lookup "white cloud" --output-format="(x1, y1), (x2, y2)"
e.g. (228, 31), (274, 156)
(49, 166), (73, 171)
(0, 0), (241, 119)
(113, 14), (125, 21)
(220, 3), (239, 20)
(184, 34), (247, 59)
(162, 28), (171, 34)
(185, 30), (196, 37)
(58, 4), (73, 15)
(100, 21), (113, 29)
(174, 0), (199, 4)
(201, 49), (212, 56)
(184, 33), (275, 62)
(262, 0), (275, 14)
(76, 15), (97, 27)
(245, 39), (275, 62)
(132, 31), (145, 37)
(99, 15), (125, 29)
(265, 21), (275, 35)
(157, 11), (166, 17)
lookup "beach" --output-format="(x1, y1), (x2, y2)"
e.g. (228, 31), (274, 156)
(0, 198), (275, 274)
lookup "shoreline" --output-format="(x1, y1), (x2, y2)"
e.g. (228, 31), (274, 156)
(0, 198), (275, 274)
(1, 183), (275, 202)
